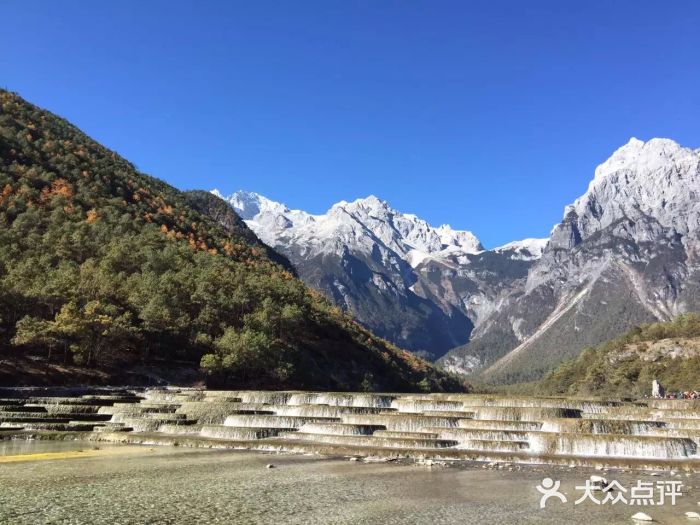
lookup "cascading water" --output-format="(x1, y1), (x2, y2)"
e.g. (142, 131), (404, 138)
(4, 388), (700, 470)
(472, 407), (581, 422)
(539, 418), (667, 435)
(340, 414), (461, 432)
(529, 432), (697, 459)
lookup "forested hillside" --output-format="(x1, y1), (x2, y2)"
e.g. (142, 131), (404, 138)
(536, 314), (700, 397)
(0, 89), (465, 392)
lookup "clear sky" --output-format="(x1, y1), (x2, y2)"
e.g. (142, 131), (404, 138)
(2, 1), (699, 247)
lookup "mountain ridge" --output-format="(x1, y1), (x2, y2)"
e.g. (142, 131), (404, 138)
(214, 190), (546, 360)
(214, 136), (700, 383)
(445, 136), (700, 382)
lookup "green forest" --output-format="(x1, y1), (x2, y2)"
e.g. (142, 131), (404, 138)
(0, 89), (465, 392)
(536, 313), (700, 397)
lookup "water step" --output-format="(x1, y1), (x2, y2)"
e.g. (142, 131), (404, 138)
(460, 397), (622, 413)
(98, 405), (177, 416)
(649, 399), (700, 410)
(664, 418), (700, 430)
(135, 412), (188, 421)
(0, 405), (47, 413)
(200, 425), (295, 440)
(0, 416), (73, 424)
(158, 423), (205, 435)
(390, 399), (466, 413)
(528, 432), (697, 459)
(33, 404), (103, 415)
(81, 395), (143, 403)
(425, 427), (529, 443)
(93, 422), (133, 433)
(223, 415), (341, 429)
(144, 390), (207, 403)
(457, 419), (543, 431)
(540, 418), (667, 435)
(272, 405), (394, 418)
(11, 412), (114, 422)
(113, 417), (196, 433)
(53, 413), (112, 422)
(455, 439), (530, 452)
(340, 414), (461, 432)
(175, 401), (274, 424)
(286, 393), (394, 408)
(471, 407), (582, 421)
(652, 409), (700, 420)
(24, 397), (132, 406)
(584, 412), (657, 421)
(111, 402), (180, 411)
(419, 410), (476, 418)
(232, 392), (295, 405)
(277, 432), (459, 449)
(296, 423), (386, 436)
(372, 430), (440, 439)
(8, 422), (98, 431)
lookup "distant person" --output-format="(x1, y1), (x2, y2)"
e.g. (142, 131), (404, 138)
(652, 380), (665, 399)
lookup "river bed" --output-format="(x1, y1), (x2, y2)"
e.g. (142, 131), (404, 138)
(0, 441), (698, 524)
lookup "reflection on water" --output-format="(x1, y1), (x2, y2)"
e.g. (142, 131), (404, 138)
(0, 441), (697, 524)
(0, 439), (105, 456)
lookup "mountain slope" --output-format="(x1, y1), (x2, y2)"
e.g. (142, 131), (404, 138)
(442, 138), (700, 383)
(536, 313), (700, 397)
(0, 89), (465, 392)
(217, 190), (544, 359)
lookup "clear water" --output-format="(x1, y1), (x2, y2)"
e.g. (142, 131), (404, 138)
(0, 441), (697, 524)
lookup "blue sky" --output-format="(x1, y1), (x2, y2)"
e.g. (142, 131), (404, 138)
(2, 1), (699, 247)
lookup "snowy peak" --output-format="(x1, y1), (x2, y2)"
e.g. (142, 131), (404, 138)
(213, 190), (483, 262)
(494, 238), (548, 260)
(217, 190), (315, 246)
(554, 137), (700, 246)
(591, 137), (695, 186)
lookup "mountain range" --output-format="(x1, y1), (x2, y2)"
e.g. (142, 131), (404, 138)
(216, 137), (700, 383)
(0, 89), (462, 392)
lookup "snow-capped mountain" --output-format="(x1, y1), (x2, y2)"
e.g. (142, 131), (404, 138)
(214, 137), (700, 382)
(442, 137), (700, 382)
(216, 191), (484, 262)
(550, 138), (700, 249)
(493, 238), (549, 261)
(214, 190), (536, 359)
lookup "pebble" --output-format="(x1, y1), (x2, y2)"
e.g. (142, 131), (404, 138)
(631, 512), (653, 522)
(265, 464), (275, 469)
(685, 511), (700, 519)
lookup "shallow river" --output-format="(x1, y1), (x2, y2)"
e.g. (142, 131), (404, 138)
(0, 441), (697, 524)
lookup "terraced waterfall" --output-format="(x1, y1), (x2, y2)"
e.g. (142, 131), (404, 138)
(1, 389), (699, 471)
